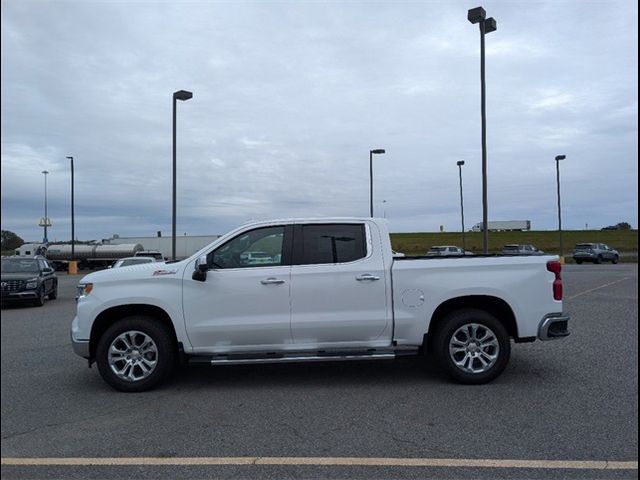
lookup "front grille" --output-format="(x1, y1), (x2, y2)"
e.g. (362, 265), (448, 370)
(1, 280), (25, 292)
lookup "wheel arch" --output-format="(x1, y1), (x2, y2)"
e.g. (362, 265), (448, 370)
(89, 304), (179, 360)
(425, 295), (519, 353)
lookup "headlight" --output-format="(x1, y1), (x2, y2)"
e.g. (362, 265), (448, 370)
(25, 278), (39, 289)
(76, 283), (93, 298)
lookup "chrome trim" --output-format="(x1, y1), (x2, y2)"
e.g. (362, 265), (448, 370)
(538, 314), (570, 341)
(209, 353), (395, 366)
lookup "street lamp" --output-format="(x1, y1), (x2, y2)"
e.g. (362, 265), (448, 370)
(66, 156), (75, 261)
(457, 160), (466, 250)
(468, 6), (497, 254)
(369, 148), (386, 217)
(555, 154), (566, 262)
(40, 170), (50, 243)
(172, 89), (193, 261)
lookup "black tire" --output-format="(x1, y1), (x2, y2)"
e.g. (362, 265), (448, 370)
(34, 287), (45, 307)
(48, 282), (58, 300)
(612, 255), (619, 264)
(594, 255), (602, 264)
(432, 309), (511, 384)
(96, 316), (176, 392)
(575, 259), (583, 265)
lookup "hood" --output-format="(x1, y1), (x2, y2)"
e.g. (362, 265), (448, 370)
(77, 260), (188, 284)
(1, 272), (41, 281)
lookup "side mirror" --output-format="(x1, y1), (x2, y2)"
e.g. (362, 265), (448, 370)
(42, 267), (54, 274)
(192, 255), (209, 282)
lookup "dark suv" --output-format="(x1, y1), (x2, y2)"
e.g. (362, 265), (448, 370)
(573, 243), (619, 264)
(1, 256), (58, 306)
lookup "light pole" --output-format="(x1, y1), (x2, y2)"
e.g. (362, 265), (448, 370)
(369, 148), (385, 217)
(66, 157), (75, 261)
(555, 154), (566, 262)
(41, 170), (50, 243)
(457, 160), (466, 250)
(468, 6), (496, 254)
(172, 89), (193, 260)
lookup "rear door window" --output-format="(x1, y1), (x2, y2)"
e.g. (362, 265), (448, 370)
(295, 224), (366, 265)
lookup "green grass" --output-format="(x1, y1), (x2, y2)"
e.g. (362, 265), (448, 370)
(390, 230), (639, 260)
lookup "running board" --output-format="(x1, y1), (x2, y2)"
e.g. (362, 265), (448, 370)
(188, 347), (418, 366)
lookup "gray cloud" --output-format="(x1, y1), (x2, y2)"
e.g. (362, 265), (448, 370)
(1, 0), (637, 243)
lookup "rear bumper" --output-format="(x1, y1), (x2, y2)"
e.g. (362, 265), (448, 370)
(538, 314), (570, 340)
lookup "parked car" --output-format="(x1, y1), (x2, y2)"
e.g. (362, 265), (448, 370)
(426, 246), (472, 256)
(134, 250), (165, 261)
(71, 218), (569, 392)
(109, 257), (158, 269)
(501, 244), (545, 256)
(573, 243), (619, 264)
(1, 256), (58, 306)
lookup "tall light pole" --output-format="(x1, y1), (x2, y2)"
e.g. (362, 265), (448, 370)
(555, 154), (566, 262)
(172, 89), (193, 261)
(369, 148), (385, 217)
(468, 6), (496, 254)
(66, 156), (75, 261)
(41, 170), (50, 243)
(457, 160), (466, 250)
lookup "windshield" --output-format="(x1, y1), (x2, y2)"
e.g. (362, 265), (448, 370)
(1, 259), (39, 273)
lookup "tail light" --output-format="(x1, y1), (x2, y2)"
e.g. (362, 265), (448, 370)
(547, 261), (562, 300)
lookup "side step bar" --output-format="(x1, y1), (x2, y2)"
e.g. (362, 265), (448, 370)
(189, 347), (419, 366)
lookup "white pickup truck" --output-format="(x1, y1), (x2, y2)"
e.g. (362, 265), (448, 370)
(71, 218), (569, 392)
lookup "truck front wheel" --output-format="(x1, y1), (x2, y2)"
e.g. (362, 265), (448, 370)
(433, 309), (511, 384)
(96, 316), (175, 392)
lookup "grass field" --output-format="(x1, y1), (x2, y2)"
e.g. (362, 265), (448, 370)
(390, 229), (638, 262)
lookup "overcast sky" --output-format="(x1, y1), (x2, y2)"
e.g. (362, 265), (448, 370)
(1, 0), (637, 243)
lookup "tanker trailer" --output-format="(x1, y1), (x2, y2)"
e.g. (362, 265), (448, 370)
(46, 243), (143, 270)
(46, 245), (95, 271)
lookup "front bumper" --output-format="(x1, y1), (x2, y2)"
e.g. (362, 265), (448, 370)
(71, 316), (90, 358)
(1, 290), (38, 301)
(538, 314), (570, 340)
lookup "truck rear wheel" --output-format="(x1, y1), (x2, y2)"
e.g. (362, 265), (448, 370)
(96, 316), (175, 392)
(433, 309), (511, 384)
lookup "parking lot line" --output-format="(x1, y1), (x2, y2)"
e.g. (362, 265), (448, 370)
(567, 277), (630, 300)
(1, 457), (637, 470)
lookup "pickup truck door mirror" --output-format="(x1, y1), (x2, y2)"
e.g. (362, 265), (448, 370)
(192, 255), (209, 282)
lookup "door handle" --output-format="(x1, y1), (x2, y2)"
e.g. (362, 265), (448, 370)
(261, 277), (285, 285)
(356, 274), (380, 281)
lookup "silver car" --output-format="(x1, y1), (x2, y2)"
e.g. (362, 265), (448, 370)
(573, 243), (619, 264)
(501, 244), (545, 256)
(426, 246), (472, 257)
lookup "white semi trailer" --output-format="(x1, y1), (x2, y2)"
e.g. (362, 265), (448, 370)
(471, 220), (531, 232)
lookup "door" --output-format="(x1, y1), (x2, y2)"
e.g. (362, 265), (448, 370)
(182, 225), (294, 353)
(289, 222), (392, 349)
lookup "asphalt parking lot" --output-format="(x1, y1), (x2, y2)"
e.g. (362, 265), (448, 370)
(1, 264), (638, 480)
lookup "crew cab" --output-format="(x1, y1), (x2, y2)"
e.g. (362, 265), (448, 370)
(71, 218), (570, 392)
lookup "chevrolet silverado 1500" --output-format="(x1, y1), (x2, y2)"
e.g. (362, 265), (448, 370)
(71, 218), (570, 392)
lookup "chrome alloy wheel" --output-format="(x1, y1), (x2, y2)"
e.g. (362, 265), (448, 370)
(108, 330), (158, 382)
(449, 323), (500, 374)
